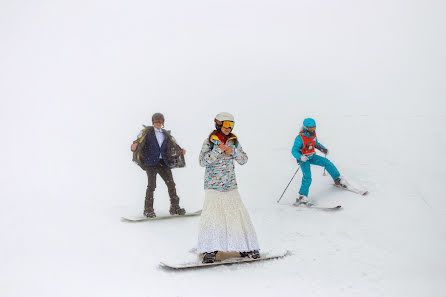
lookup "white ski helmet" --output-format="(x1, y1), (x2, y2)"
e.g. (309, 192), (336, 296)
(215, 112), (234, 122)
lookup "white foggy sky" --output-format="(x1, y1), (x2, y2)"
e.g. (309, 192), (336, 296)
(1, 0), (445, 199)
(1, 0), (445, 117)
(0, 0), (445, 198)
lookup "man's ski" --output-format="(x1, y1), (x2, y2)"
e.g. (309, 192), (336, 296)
(121, 210), (201, 222)
(293, 201), (342, 211)
(334, 184), (368, 196)
(160, 250), (288, 270)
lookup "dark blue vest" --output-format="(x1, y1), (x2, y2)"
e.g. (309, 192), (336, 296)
(142, 129), (168, 167)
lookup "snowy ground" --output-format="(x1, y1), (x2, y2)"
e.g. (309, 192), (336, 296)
(1, 1), (446, 297)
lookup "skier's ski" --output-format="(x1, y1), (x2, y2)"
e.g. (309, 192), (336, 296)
(160, 250), (288, 270)
(293, 201), (342, 211)
(334, 184), (368, 196)
(121, 210), (201, 222)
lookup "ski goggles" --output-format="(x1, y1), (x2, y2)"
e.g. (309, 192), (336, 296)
(153, 120), (164, 124)
(221, 121), (234, 129)
(306, 126), (316, 132)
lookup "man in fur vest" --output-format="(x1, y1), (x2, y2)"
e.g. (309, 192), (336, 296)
(131, 113), (186, 218)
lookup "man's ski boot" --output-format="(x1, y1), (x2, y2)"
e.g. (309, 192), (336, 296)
(202, 251), (218, 264)
(334, 177), (347, 188)
(143, 208), (156, 218)
(169, 196), (186, 215)
(240, 250), (260, 259)
(169, 204), (186, 215)
(144, 195), (156, 218)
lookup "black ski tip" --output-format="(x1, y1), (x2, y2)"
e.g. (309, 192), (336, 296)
(324, 205), (342, 210)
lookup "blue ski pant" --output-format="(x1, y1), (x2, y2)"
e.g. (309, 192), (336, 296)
(298, 154), (340, 197)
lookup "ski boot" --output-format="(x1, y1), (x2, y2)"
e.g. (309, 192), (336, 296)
(294, 194), (309, 205)
(169, 196), (186, 215)
(240, 250), (260, 259)
(202, 251), (218, 264)
(144, 195), (156, 218)
(169, 204), (186, 215)
(143, 208), (156, 218)
(334, 177), (347, 188)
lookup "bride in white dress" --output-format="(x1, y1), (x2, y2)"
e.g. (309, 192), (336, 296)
(197, 112), (260, 264)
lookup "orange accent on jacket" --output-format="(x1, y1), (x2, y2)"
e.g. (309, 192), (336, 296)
(300, 133), (317, 156)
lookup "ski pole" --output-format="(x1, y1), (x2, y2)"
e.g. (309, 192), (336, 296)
(323, 153), (327, 176)
(277, 164), (301, 203)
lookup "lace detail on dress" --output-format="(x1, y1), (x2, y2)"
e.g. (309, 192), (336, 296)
(197, 189), (259, 253)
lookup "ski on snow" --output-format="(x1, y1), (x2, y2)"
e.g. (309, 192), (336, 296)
(121, 210), (202, 222)
(334, 184), (368, 196)
(293, 201), (342, 211)
(160, 250), (288, 270)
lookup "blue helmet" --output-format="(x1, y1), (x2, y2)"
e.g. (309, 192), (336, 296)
(303, 118), (316, 128)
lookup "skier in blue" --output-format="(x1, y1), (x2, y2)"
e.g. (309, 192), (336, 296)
(291, 118), (346, 204)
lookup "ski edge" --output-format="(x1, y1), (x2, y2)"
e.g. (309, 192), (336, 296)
(334, 184), (369, 196)
(308, 205), (342, 210)
(293, 202), (342, 210)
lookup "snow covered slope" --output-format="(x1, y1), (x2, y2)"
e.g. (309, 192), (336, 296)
(1, 1), (445, 297)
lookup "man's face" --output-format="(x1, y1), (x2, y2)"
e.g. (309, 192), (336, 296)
(153, 120), (163, 129)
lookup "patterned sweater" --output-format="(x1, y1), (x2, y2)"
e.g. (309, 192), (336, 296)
(199, 134), (248, 192)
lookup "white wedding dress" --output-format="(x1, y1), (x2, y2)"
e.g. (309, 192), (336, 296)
(197, 189), (259, 253)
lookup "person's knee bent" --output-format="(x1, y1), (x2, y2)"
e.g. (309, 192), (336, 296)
(323, 159), (334, 170)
